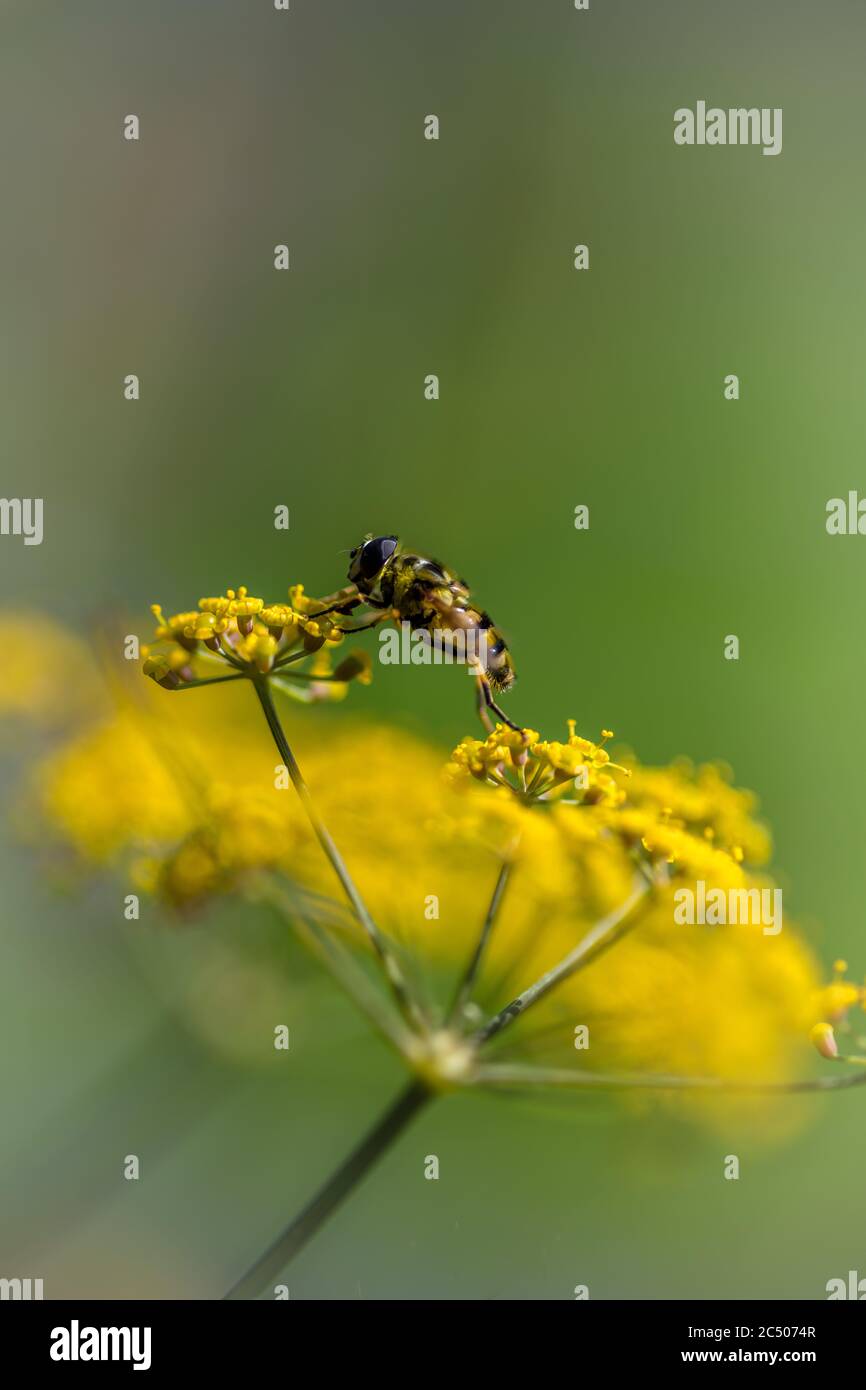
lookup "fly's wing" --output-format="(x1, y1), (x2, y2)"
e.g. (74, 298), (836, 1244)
(423, 585), (478, 630)
(410, 555), (471, 601)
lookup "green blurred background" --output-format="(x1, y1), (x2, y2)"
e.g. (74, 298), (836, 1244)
(1, 0), (865, 1298)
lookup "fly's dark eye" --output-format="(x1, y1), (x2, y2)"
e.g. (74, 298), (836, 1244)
(360, 535), (397, 579)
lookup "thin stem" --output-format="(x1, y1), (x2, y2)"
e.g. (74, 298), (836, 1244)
(224, 1078), (431, 1299)
(216, 643), (248, 670)
(274, 670), (345, 684)
(447, 846), (518, 1027)
(273, 649), (315, 670)
(474, 1063), (866, 1094)
(173, 673), (247, 690)
(251, 678), (426, 1034)
(255, 878), (411, 1055)
(475, 878), (651, 1047)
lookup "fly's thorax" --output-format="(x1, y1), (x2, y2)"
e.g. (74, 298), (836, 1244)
(377, 554), (415, 608)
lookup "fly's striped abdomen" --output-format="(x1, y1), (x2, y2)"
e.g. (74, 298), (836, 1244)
(477, 610), (515, 692)
(423, 594), (515, 691)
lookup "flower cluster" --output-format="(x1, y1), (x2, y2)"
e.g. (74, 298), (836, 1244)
(37, 688), (317, 908)
(2, 606), (861, 1117)
(622, 758), (771, 866)
(447, 720), (627, 806)
(142, 584), (372, 701)
(20, 670), (821, 1103)
(447, 720), (765, 891)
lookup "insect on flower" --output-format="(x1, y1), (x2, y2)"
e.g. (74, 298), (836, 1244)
(314, 534), (519, 731)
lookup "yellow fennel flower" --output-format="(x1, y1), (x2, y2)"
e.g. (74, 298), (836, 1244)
(25, 683), (825, 1108)
(143, 581), (369, 702)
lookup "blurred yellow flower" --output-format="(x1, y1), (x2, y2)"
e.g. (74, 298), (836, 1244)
(812, 958), (865, 1022)
(3, 606), (860, 1129)
(0, 615), (103, 726)
(27, 681), (826, 1104)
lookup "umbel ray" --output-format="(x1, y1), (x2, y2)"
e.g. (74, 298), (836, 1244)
(313, 534), (519, 731)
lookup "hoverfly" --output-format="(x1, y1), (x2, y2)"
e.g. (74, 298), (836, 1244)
(314, 534), (518, 731)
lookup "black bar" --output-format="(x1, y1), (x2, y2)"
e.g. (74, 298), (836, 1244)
(2, 1299), (861, 1373)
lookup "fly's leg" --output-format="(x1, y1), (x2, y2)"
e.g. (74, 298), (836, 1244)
(313, 598), (363, 617)
(475, 671), (521, 733)
(336, 611), (390, 635)
(309, 585), (363, 617)
(475, 674), (493, 733)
